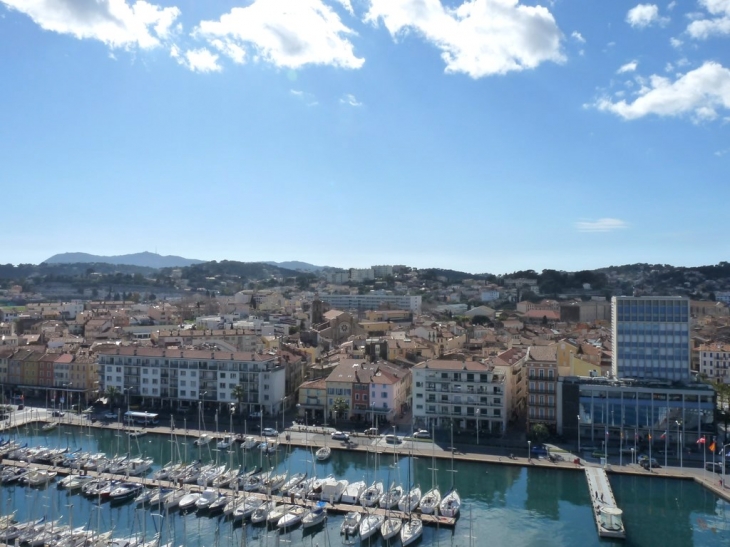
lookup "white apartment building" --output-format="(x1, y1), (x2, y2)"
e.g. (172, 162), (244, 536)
(372, 265), (394, 278)
(480, 290), (500, 302)
(716, 292), (730, 305)
(411, 359), (509, 435)
(319, 293), (422, 313)
(699, 343), (730, 383)
(349, 268), (375, 282)
(98, 348), (286, 414)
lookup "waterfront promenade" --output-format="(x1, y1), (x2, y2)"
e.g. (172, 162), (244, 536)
(4, 406), (730, 504)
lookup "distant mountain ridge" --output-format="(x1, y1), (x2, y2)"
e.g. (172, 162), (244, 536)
(44, 252), (204, 269)
(265, 260), (324, 272)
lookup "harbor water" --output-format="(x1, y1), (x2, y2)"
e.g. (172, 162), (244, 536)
(1, 423), (729, 547)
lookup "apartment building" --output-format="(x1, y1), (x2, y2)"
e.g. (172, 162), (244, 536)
(97, 348), (286, 415)
(525, 345), (558, 434)
(611, 296), (691, 382)
(319, 293), (422, 313)
(153, 328), (264, 353)
(698, 343), (730, 383)
(411, 359), (509, 435)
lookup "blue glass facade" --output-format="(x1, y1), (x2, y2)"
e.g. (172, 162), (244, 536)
(612, 297), (691, 381)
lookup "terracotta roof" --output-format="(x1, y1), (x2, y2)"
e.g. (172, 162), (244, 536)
(413, 359), (490, 372)
(527, 345), (557, 362)
(98, 347), (277, 361)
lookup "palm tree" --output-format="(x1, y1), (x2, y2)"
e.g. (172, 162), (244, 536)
(231, 384), (246, 421)
(105, 386), (120, 408)
(332, 397), (349, 423)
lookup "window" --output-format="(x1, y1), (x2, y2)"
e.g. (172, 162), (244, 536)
(180, 380), (187, 387)
(180, 370), (186, 376)
(416, 393), (423, 398)
(220, 383), (226, 389)
(116, 376), (122, 382)
(355, 394), (360, 400)
(220, 372), (226, 378)
(381, 392), (387, 398)
(152, 388), (158, 395)
(264, 395), (269, 401)
(190, 371), (196, 377)
(180, 390), (187, 396)
(106, 375), (112, 381)
(116, 367), (122, 373)
(382, 402), (387, 409)
(143, 368), (148, 374)
(539, 369), (544, 379)
(190, 391), (196, 397)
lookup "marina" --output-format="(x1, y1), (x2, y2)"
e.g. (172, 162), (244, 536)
(584, 466), (625, 539)
(0, 422), (728, 546)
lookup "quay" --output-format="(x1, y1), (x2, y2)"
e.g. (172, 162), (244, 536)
(584, 466), (626, 539)
(0, 458), (457, 528)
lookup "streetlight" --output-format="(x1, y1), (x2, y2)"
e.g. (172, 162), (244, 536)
(297, 403), (307, 446)
(528, 440), (532, 462)
(577, 415), (581, 454)
(281, 396), (287, 439)
(475, 409), (480, 446)
(675, 420), (682, 469)
(721, 443), (730, 488)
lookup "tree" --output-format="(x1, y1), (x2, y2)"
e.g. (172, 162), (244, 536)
(530, 423), (550, 443)
(331, 397), (349, 422)
(231, 384), (246, 420)
(105, 386), (120, 408)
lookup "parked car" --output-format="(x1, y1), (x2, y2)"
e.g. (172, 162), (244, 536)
(413, 429), (431, 439)
(331, 431), (349, 441)
(384, 434), (401, 444)
(364, 427), (379, 436)
(249, 411), (262, 419)
(262, 428), (279, 437)
(104, 412), (117, 420)
(51, 410), (65, 417)
(705, 462), (727, 474)
(640, 458), (661, 469)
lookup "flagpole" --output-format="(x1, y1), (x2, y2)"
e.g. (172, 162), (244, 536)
(619, 429), (623, 467)
(703, 438), (706, 479)
(664, 431), (668, 468)
(634, 429), (637, 465)
(649, 433), (652, 473)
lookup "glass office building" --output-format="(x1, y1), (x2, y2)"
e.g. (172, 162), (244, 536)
(611, 296), (691, 382)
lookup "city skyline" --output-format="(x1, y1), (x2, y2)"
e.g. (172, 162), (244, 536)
(1, 0), (728, 273)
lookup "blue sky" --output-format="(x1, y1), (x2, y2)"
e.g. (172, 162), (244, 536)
(1, 0), (728, 274)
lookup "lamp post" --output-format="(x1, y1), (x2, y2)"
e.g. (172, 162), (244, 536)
(123, 387), (132, 426)
(722, 443), (730, 488)
(63, 382), (72, 424)
(475, 409), (480, 446)
(281, 396), (287, 438)
(676, 420), (682, 469)
(577, 415), (581, 454)
(528, 440), (532, 462)
(297, 403), (307, 446)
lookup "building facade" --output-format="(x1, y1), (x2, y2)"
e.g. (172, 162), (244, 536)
(558, 376), (715, 448)
(525, 346), (558, 434)
(318, 294), (422, 313)
(611, 296), (691, 382)
(98, 348), (286, 415)
(698, 343), (730, 384)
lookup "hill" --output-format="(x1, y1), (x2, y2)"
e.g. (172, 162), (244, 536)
(266, 260), (324, 272)
(44, 252), (203, 269)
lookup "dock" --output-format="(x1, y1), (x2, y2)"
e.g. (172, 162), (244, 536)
(584, 466), (626, 540)
(0, 459), (456, 528)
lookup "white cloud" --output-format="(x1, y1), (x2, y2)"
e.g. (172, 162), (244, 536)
(194, 0), (364, 70)
(575, 218), (629, 233)
(340, 93), (362, 106)
(290, 89), (319, 106)
(626, 4), (668, 28)
(0, 0), (180, 49)
(617, 60), (638, 73)
(686, 0), (730, 38)
(184, 48), (221, 72)
(670, 37), (683, 47)
(365, 0), (565, 78)
(571, 30), (585, 43)
(594, 61), (730, 122)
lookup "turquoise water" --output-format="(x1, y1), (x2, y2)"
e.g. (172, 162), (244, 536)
(1, 424), (729, 546)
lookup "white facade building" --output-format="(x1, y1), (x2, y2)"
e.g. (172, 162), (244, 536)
(699, 344), (730, 383)
(372, 265), (394, 278)
(98, 348), (286, 415)
(319, 293), (422, 313)
(480, 290), (500, 302)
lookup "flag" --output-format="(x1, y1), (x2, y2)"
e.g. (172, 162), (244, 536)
(634, 431), (638, 439)
(697, 436), (706, 445)
(660, 432), (666, 440)
(605, 429), (609, 437)
(709, 441), (716, 452)
(648, 434), (652, 440)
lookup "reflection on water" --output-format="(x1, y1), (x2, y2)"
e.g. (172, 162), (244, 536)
(1, 425), (728, 546)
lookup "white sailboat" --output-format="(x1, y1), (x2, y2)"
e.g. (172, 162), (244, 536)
(439, 423), (461, 518)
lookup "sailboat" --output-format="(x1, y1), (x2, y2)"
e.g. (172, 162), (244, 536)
(439, 422), (461, 518)
(420, 424), (441, 514)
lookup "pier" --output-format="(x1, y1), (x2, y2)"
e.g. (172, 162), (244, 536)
(0, 458), (457, 528)
(584, 466), (626, 540)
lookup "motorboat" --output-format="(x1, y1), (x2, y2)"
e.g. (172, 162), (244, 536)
(178, 491), (202, 511)
(280, 472), (306, 495)
(419, 487), (441, 515)
(289, 477), (314, 500)
(398, 485), (421, 513)
(320, 478), (348, 504)
(379, 484), (404, 509)
(241, 436), (259, 450)
(315, 446), (331, 461)
(277, 505), (307, 529)
(146, 488), (174, 507)
(127, 457), (154, 476)
(400, 518), (423, 546)
(152, 462), (184, 481)
(259, 441), (277, 453)
(341, 480), (366, 505)
(359, 481), (384, 507)
(82, 479), (110, 497)
(211, 467), (238, 488)
(109, 482), (145, 502)
(250, 501), (273, 524)
(242, 471), (266, 492)
(0, 517), (46, 543)
(97, 479), (122, 499)
(439, 488), (461, 518)
(136, 487), (168, 506)
(266, 503), (294, 525)
(195, 488), (220, 510)
(1, 466), (28, 484)
(41, 422), (58, 432)
(302, 502), (327, 529)
(194, 434), (213, 447)
(381, 516), (402, 541)
(128, 429), (147, 438)
(307, 474), (334, 500)
(216, 436), (233, 450)
(359, 513), (385, 540)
